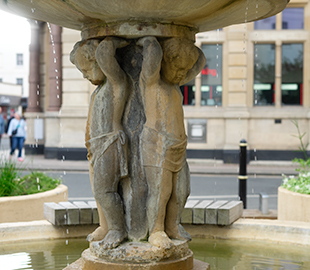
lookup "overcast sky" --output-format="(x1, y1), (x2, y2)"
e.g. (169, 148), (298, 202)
(0, 9), (31, 46)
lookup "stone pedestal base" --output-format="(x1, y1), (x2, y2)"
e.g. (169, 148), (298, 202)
(64, 250), (210, 270)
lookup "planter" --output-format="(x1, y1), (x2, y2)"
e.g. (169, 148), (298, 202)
(278, 186), (310, 223)
(0, 184), (68, 223)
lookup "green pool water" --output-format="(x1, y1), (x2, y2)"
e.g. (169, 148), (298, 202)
(0, 238), (309, 270)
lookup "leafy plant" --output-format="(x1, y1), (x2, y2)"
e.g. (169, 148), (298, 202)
(0, 159), (23, 196)
(17, 171), (61, 195)
(0, 156), (61, 196)
(282, 120), (310, 195)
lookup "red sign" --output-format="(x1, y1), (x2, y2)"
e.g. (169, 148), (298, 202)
(201, 67), (217, 77)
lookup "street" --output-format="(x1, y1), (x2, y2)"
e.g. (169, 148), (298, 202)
(43, 171), (282, 209)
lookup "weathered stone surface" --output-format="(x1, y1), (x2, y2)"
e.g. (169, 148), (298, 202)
(82, 247), (193, 270)
(217, 201), (243, 225)
(87, 201), (99, 224)
(73, 201), (93, 224)
(90, 239), (189, 263)
(193, 200), (214, 224)
(0, 1), (288, 36)
(181, 200), (200, 224)
(59, 201), (80, 225)
(205, 200), (228, 225)
(43, 202), (66, 225)
(64, 257), (210, 270)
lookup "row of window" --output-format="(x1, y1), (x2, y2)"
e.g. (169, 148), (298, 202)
(181, 42), (304, 107)
(254, 7), (304, 30)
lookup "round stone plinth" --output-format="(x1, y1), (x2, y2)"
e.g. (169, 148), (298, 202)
(81, 248), (193, 270)
(81, 21), (197, 41)
(89, 239), (189, 263)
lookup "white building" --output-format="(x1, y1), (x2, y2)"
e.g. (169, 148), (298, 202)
(0, 10), (30, 120)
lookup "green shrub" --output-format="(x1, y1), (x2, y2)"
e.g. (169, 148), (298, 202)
(17, 172), (61, 195)
(0, 158), (61, 196)
(282, 120), (310, 195)
(0, 159), (23, 196)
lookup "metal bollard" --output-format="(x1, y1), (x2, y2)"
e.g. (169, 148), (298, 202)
(259, 193), (269, 215)
(238, 139), (247, 209)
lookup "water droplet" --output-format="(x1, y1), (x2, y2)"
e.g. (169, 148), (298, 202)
(37, 101), (39, 105)
(55, 69), (58, 73)
(37, 84), (40, 89)
(57, 95), (59, 98)
(37, 91), (39, 95)
(54, 58), (57, 63)
(37, 185), (40, 191)
(66, 240), (68, 245)
(64, 171), (66, 175)
(36, 177), (39, 184)
(64, 214), (67, 219)
(66, 229), (69, 234)
(62, 156), (65, 160)
(31, 8), (35, 13)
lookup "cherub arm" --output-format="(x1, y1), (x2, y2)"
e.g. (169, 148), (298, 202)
(179, 47), (206, 86)
(95, 37), (129, 85)
(137, 36), (163, 86)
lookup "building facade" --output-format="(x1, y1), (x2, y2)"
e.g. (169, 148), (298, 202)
(24, 0), (310, 162)
(0, 11), (30, 120)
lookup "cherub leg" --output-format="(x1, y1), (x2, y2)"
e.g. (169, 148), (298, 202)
(93, 147), (127, 249)
(145, 166), (173, 249)
(165, 163), (191, 241)
(87, 162), (108, 242)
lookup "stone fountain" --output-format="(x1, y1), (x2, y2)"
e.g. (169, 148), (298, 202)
(0, 1), (289, 269)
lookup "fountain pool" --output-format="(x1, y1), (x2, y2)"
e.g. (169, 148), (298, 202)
(1, 237), (309, 270)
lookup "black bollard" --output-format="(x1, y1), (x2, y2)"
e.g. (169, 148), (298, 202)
(238, 139), (247, 209)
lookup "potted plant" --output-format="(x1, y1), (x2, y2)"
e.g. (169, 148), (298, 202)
(278, 120), (310, 222)
(0, 159), (68, 223)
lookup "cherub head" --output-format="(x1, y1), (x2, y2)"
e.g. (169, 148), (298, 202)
(161, 38), (199, 85)
(70, 39), (106, 85)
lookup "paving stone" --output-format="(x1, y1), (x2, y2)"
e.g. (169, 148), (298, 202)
(205, 200), (228, 225)
(87, 201), (99, 224)
(59, 201), (80, 225)
(218, 201), (243, 225)
(193, 200), (214, 224)
(73, 201), (92, 224)
(43, 202), (66, 225)
(181, 200), (200, 224)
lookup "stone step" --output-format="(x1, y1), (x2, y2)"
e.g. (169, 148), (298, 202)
(44, 199), (243, 226)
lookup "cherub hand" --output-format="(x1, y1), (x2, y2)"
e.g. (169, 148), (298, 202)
(136, 36), (157, 47)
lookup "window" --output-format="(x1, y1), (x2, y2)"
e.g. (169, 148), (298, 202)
(180, 78), (195, 105)
(282, 8), (304, 29)
(281, 44), (303, 105)
(254, 16), (276, 30)
(201, 44), (223, 106)
(16, 53), (23, 66)
(16, 78), (24, 95)
(253, 44), (275, 106)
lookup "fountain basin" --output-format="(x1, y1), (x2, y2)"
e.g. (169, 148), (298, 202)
(0, 0), (289, 39)
(0, 184), (68, 223)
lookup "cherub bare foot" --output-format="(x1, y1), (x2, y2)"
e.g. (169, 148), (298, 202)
(87, 226), (108, 242)
(98, 230), (127, 250)
(149, 231), (173, 250)
(166, 224), (191, 241)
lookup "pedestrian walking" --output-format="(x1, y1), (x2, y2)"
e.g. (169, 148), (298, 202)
(7, 112), (27, 161)
(0, 107), (4, 148)
(5, 109), (15, 149)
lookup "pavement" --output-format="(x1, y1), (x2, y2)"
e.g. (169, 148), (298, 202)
(0, 151), (299, 176)
(0, 135), (299, 176)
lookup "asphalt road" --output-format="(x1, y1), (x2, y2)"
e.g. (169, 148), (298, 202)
(40, 171), (282, 210)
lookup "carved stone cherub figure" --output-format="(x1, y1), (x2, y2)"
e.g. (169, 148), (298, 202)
(137, 36), (206, 249)
(70, 37), (130, 249)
